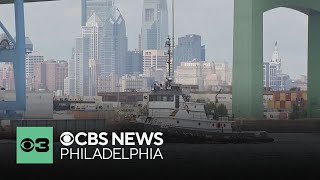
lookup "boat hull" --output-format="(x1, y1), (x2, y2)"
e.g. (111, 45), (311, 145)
(137, 123), (274, 144)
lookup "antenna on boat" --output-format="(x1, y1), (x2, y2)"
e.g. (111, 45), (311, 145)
(165, 36), (173, 87)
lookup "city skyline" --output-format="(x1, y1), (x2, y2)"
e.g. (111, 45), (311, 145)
(0, 0), (308, 78)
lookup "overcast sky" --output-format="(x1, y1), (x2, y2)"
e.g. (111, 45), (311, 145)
(0, 0), (308, 78)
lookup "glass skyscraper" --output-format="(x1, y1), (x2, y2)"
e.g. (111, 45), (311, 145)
(102, 8), (128, 76)
(81, 0), (114, 26)
(141, 0), (169, 50)
(174, 34), (205, 69)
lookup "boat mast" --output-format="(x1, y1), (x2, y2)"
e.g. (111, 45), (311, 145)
(165, 36), (172, 76)
(172, 0), (175, 77)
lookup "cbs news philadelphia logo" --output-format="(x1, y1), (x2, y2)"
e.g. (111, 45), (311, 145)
(16, 127), (53, 164)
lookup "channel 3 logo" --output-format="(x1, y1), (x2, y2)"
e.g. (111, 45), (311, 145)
(16, 127), (53, 164)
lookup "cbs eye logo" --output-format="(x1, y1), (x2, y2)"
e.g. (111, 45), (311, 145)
(60, 132), (74, 146)
(20, 138), (50, 153)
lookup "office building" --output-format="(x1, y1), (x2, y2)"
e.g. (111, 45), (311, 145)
(101, 8), (128, 76)
(26, 52), (45, 91)
(141, 0), (169, 50)
(143, 50), (168, 83)
(175, 60), (220, 91)
(0, 63), (15, 90)
(263, 42), (291, 91)
(126, 50), (143, 75)
(174, 34), (205, 69)
(81, 0), (115, 26)
(33, 60), (68, 92)
(75, 37), (90, 96)
(97, 73), (119, 93)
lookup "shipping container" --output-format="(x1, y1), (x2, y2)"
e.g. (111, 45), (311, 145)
(291, 93), (297, 101)
(285, 101), (292, 109)
(267, 101), (275, 109)
(274, 92), (280, 101)
(285, 93), (291, 101)
(280, 101), (286, 109)
(280, 93), (286, 101)
(275, 101), (280, 109)
(297, 92), (302, 98)
(303, 93), (308, 101)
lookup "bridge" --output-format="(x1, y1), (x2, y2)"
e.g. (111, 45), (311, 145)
(0, 0), (319, 119)
(233, 0), (320, 119)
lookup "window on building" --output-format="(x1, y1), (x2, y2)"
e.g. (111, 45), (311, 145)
(145, 9), (154, 21)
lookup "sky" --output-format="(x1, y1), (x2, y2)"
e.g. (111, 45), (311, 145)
(0, 0), (308, 78)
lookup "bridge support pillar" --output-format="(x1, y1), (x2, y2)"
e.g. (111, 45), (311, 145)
(233, 0), (263, 119)
(308, 12), (320, 118)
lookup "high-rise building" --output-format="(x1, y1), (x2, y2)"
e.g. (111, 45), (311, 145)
(75, 37), (90, 96)
(26, 51), (45, 91)
(215, 62), (232, 86)
(143, 50), (168, 83)
(126, 50), (143, 75)
(97, 73), (119, 93)
(101, 8), (128, 76)
(141, 0), (169, 50)
(55, 60), (69, 92)
(120, 74), (150, 92)
(82, 13), (103, 96)
(81, 0), (115, 26)
(263, 42), (291, 91)
(63, 78), (70, 96)
(201, 45), (206, 61)
(0, 63), (15, 90)
(175, 60), (219, 91)
(82, 13), (103, 73)
(33, 60), (68, 92)
(89, 59), (97, 96)
(174, 34), (205, 69)
(67, 48), (76, 96)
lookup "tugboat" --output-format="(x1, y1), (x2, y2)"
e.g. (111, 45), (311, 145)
(136, 37), (274, 144)
(136, 81), (274, 144)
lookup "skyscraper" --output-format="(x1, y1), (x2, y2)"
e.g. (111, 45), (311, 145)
(26, 52), (45, 91)
(263, 42), (291, 91)
(33, 60), (68, 92)
(174, 34), (205, 69)
(0, 63), (15, 90)
(126, 50), (143, 75)
(175, 60), (219, 91)
(82, 13), (104, 69)
(101, 7), (128, 76)
(143, 50), (168, 83)
(141, 0), (169, 50)
(67, 48), (76, 96)
(81, 0), (115, 26)
(82, 13), (103, 95)
(75, 37), (90, 96)
(89, 59), (97, 96)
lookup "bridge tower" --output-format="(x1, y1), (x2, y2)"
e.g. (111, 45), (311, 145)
(233, 0), (320, 119)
